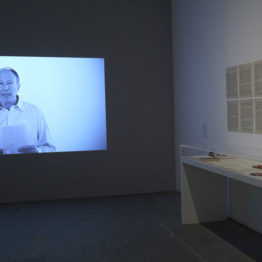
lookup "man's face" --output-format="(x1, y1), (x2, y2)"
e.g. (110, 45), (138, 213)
(0, 70), (20, 105)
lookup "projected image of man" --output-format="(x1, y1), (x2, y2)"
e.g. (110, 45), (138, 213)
(0, 68), (55, 154)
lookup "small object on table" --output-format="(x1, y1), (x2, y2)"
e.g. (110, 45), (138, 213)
(252, 165), (262, 169)
(208, 152), (216, 157)
(208, 152), (234, 159)
(250, 173), (262, 176)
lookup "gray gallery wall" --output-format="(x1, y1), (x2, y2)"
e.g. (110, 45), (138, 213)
(172, 0), (226, 191)
(0, 0), (175, 203)
(172, 0), (262, 189)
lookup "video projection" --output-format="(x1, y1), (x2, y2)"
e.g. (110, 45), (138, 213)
(0, 56), (107, 154)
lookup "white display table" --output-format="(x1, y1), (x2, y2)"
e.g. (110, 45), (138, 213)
(181, 154), (262, 233)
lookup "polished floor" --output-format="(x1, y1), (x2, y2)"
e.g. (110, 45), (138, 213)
(0, 192), (261, 262)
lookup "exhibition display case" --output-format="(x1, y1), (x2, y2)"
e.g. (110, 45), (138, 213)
(180, 144), (262, 233)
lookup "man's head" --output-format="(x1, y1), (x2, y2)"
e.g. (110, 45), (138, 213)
(0, 68), (20, 109)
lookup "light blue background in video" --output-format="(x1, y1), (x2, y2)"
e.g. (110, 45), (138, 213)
(0, 56), (107, 152)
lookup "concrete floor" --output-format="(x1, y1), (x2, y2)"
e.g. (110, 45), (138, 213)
(0, 192), (261, 262)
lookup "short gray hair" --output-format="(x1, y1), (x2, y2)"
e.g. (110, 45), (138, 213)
(0, 67), (20, 83)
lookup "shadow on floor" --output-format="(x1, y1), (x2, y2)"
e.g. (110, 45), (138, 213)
(203, 219), (262, 261)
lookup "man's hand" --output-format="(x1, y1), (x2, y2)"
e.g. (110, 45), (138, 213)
(17, 145), (37, 154)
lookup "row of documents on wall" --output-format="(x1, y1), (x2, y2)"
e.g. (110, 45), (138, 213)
(227, 60), (262, 133)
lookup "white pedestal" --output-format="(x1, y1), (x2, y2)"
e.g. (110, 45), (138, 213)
(181, 155), (262, 233)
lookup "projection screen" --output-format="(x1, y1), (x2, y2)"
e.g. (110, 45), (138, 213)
(0, 56), (107, 154)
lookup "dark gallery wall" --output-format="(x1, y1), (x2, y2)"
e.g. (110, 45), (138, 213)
(0, 0), (175, 202)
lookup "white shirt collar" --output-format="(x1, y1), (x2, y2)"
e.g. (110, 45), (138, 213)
(15, 97), (26, 111)
(0, 96), (25, 111)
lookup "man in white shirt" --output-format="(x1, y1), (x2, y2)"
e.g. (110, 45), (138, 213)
(0, 67), (55, 154)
